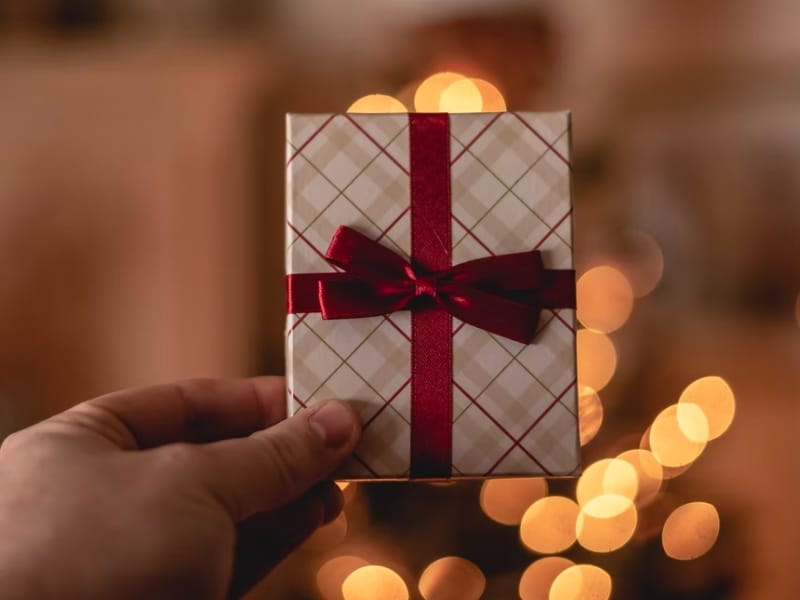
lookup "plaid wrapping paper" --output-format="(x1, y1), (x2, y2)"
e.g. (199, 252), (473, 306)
(285, 112), (579, 480)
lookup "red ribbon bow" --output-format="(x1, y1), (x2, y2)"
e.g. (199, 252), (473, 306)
(288, 225), (575, 345)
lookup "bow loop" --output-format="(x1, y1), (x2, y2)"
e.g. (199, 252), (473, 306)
(315, 226), (564, 344)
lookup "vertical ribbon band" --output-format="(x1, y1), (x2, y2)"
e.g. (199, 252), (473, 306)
(409, 114), (453, 478)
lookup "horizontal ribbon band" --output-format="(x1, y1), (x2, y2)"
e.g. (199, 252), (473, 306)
(287, 225), (575, 345)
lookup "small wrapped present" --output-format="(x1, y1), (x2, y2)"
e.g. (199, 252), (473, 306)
(285, 112), (578, 480)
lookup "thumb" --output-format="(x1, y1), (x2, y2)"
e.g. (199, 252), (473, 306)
(185, 400), (360, 521)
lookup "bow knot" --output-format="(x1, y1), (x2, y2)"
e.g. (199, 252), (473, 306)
(307, 226), (575, 344)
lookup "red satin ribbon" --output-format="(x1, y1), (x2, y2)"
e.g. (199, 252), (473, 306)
(286, 225), (575, 345)
(286, 114), (575, 479)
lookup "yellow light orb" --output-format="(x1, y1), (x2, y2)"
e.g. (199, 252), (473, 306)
(578, 386), (603, 446)
(576, 330), (617, 391)
(520, 496), (580, 554)
(418, 557), (485, 600)
(619, 229), (664, 297)
(480, 478), (549, 526)
(317, 556), (370, 600)
(303, 511), (347, 552)
(616, 449), (663, 507)
(576, 495), (638, 553)
(549, 564), (612, 600)
(639, 427), (693, 479)
(347, 94), (407, 113)
(576, 459), (638, 510)
(519, 557), (574, 600)
(662, 502), (720, 560)
(342, 565), (409, 600)
(470, 78), (506, 112)
(649, 405), (707, 468)
(414, 72), (467, 112)
(577, 266), (635, 333)
(678, 376), (735, 440)
(439, 78), (483, 113)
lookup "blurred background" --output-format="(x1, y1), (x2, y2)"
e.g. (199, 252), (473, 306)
(1, 0), (799, 598)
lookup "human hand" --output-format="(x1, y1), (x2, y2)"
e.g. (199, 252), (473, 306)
(0, 377), (360, 600)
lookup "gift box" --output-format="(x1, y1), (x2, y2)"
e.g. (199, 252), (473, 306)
(285, 111), (579, 480)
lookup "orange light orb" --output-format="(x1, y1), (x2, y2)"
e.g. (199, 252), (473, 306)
(342, 565), (409, 600)
(414, 72), (467, 112)
(577, 266), (634, 333)
(576, 495), (638, 553)
(576, 459), (638, 509)
(480, 478), (548, 526)
(578, 386), (603, 446)
(519, 557), (574, 600)
(470, 78), (506, 112)
(439, 78), (483, 113)
(347, 94), (407, 113)
(418, 557), (485, 600)
(649, 405), (707, 468)
(549, 564), (612, 600)
(678, 376), (735, 440)
(317, 556), (370, 600)
(520, 496), (580, 554)
(616, 449), (663, 507)
(662, 502), (720, 560)
(576, 330), (617, 391)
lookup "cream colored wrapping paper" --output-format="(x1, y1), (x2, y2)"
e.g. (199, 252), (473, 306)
(286, 112), (578, 480)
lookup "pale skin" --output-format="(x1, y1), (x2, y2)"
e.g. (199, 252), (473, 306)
(0, 377), (361, 599)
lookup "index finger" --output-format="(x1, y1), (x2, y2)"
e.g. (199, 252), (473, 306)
(81, 377), (287, 450)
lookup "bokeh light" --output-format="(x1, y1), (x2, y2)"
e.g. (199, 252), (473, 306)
(439, 78), (483, 112)
(576, 330), (617, 391)
(662, 502), (720, 560)
(303, 511), (348, 552)
(480, 478), (548, 525)
(519, 557), (574, 600)
(616, 449), (663, 507)
(342, 565), (409, 600)
(549, 564), (612, 600)
(678, 376), (735, 440)
(414, 72), (467, 112)
(639, 427), (693, 479)
(576, 458), (638, 509)
(418, 556), (485, 600)
(649, 404), (707, 468)
(317, 556), (370, 600)
(618, 230), (665, 298)
(520, 496), (580, 554)
(576, 266), (634, 333)
(578, 386), (603, 446)
(347, 94), (408, 113)
(576, 495), (638, 552)
(470, 78), (507, 111)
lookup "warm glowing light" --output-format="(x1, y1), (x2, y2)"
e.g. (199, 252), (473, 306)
(414, 72), (467, 112)
(303, 511), (347, 552)
(576, 495), (638, 552)
(342, 565), (409, 600)
(649, 405), (707, 468)
(418, 557), (485, 600)
(616, 449), (663, 507)
(519, 557), (574, 600)
(578, 386), (603, 446)
(678, 376), (735, 440)
(576, 330), (617, 391)
(347, 94), (407, 113)
(439, 78), (483, 112)
(480, 478), (548, 525)
(317, 556), (370, 600)
(639, 427), (692, 479)
(549, 564), (612, 600)
(577, 266), (634, 333)
(619, 230), (664, 297)
(662, 502), (720, 560)
(336, 481), (358, 502)
(576, 459), (638, 509)
(470, 78), (506, 111)
(520, 496), (579, 554)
